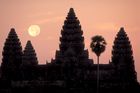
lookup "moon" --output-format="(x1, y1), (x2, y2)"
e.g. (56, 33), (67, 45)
(28, 25), (40, 37)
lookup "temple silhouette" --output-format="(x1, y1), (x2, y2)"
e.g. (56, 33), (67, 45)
(0, 8), (140, 93)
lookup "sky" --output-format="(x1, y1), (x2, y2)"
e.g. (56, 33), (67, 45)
(0, 0), (140, 82)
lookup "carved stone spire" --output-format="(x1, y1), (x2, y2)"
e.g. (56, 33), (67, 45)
(60, 8), (84, 54)
(1, 28), (22, 80)
(22, 40), (38, 66)
(112, 27), (137, 81)
(54, 8), (92, 65)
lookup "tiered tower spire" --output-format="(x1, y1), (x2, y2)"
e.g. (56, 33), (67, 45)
(55, 8), (92, 64)
(60, 8), (84, 53)
(22, 40), (38, 66)
(21, 40), (38, 80)
(112, 27), (137, 81)
(1, 28), (22, 80)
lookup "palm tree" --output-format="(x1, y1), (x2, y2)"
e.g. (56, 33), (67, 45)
(90, 35), (107, 93)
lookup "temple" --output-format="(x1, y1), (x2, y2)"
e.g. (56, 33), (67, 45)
(1, 28), (22, 80)
(53, 8), (92, 65)
(21, 40), (38, 80)
(112, 27), (137, 82)
(22, 40), (38, 66)
(0, 8), (140, 93)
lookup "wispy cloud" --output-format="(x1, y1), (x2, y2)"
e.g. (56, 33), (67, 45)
(28, 11), (54, 18)
(37, 16), (65, 25)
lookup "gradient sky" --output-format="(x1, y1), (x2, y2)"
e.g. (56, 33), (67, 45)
(0, 0), (140, 82)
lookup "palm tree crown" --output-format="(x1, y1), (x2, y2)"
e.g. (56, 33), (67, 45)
(90, 35), (107, 93)
(90, 35), (107, 57)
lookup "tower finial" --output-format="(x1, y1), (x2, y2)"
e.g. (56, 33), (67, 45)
(26, 40), (32, 47)
(120, 27), (125, 31)
(118, 27), (126, 36)
(120, 27), (124, 29)
(69, 8), (74, 12)
(67, 8), (76, 19)
(9, 28), (17, 36)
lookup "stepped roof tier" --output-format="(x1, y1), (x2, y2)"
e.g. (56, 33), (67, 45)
(22, 40), (38, 66)
(54, 8), (93, 65)
(1, 28), (22, 80)
(112, 27), (137, 81)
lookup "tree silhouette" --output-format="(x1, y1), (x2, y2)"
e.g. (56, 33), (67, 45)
(90, 35), (107, 93)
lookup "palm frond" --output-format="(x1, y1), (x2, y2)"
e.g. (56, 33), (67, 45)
(90, 35), (107, 56)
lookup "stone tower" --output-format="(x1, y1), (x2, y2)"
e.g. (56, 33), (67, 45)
(112, 27), (137, 81)
(21, 40), (38, 80)
(1, 28), (22, 80)
(54, 8), (92, 65)
(22, 40), (38, 66)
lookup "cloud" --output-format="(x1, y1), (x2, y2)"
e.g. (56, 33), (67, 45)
(28, 11), (54, 18)
(37, 16), (65, 25)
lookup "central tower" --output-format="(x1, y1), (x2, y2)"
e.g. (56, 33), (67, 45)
(54, 8), (92, 65)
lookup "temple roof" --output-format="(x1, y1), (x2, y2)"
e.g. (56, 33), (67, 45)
(22, 40), (38, 65)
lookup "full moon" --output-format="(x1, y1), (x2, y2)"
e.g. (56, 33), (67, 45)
(28, 25), (40, 37)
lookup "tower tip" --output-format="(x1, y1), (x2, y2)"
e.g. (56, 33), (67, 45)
(10, 28), (16, 32)
(120, 27), (124, 30)
(26, 40), (33, 48)
(9, 28), (17, 35)
(69, 8), (75, 13)
(27, 40), (31, 43)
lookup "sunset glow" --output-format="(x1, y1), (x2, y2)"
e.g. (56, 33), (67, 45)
(0, 0), (140, 82)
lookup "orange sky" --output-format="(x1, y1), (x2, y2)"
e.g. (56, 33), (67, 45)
(0, 0), (140, 82)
